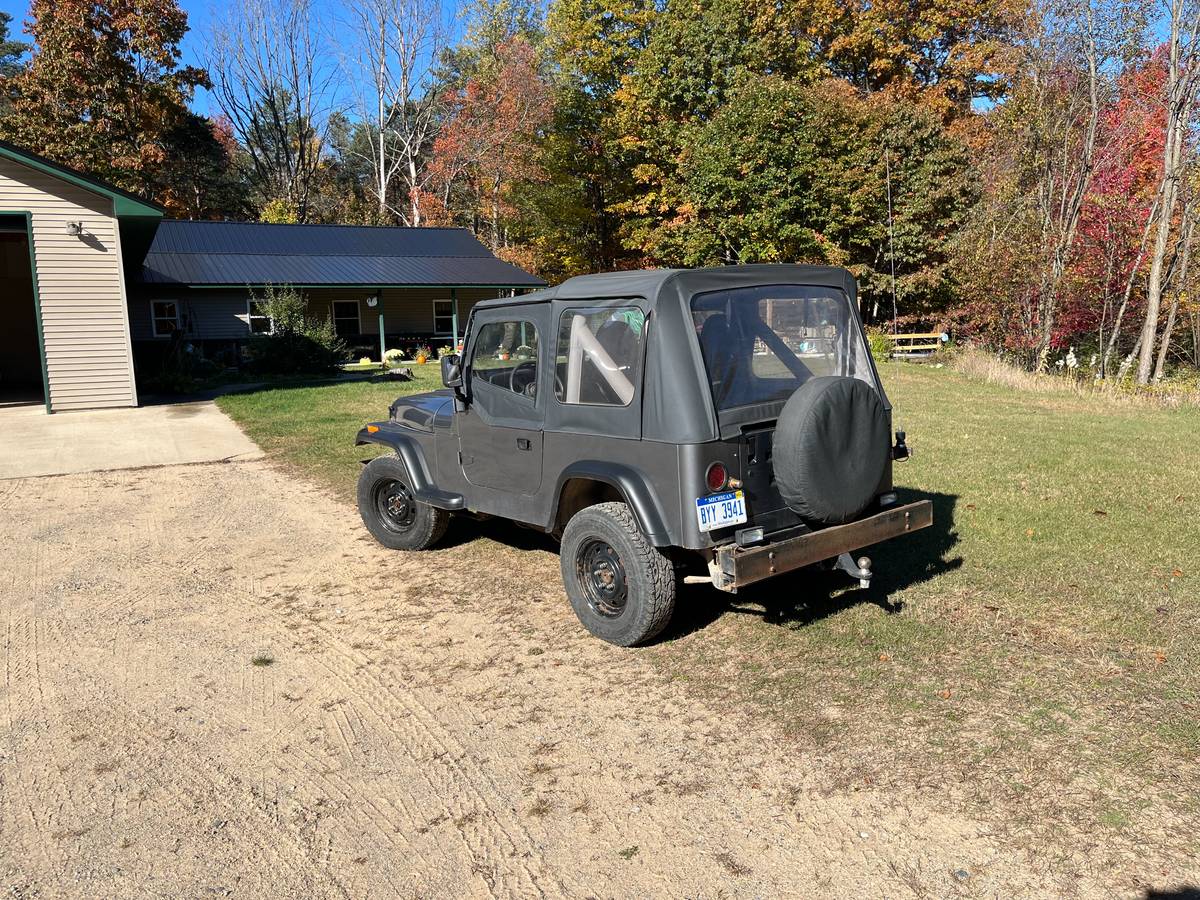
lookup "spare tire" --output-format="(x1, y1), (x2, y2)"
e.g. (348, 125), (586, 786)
(773, 376), (889, 526)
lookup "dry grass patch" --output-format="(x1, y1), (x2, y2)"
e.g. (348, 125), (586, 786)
(951, 347), (1200, 407)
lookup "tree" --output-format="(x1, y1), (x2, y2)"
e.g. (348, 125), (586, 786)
(1133, 0), (1200, 383)
(797, 0), (1027, 118)
(149, 114), (247, 219)
(341, 0), (448, 224)
(537, 0), (658, 273)
(424, 37), (553, 255)
(628, 77), (973, 317)
(0, 0), (207, 197)
(207, 0), (337, 221)
(0, 11), (29, 116)
(950, 0), (1146, 367)
(0, 11), (28, 78)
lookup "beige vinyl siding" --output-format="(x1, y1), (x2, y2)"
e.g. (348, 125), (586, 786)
(0, 156), (136, 411)
(375, 287), (500, 334)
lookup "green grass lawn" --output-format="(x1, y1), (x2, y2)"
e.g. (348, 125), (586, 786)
(218, 361), (1200, 850)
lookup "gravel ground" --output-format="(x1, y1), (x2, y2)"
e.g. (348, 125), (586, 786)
(0, 460), (1182, 897)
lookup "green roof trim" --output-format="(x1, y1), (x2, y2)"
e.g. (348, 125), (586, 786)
(0, 139), (165, 220)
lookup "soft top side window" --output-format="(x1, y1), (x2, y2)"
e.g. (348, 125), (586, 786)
(554, 307), (646, 407)
(470, 319), (539, 398)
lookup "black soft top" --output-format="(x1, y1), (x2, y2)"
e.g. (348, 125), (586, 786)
(474, 265), (864, 443)
(474, 264), (855, 308)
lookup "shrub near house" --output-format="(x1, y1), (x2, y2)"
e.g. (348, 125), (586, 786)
(247, 285), (346, 375)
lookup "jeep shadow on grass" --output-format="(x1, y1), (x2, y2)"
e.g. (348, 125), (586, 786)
(356, 265), (933, 646)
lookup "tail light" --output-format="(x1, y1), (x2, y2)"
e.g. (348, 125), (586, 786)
(706, 461), (728, 492)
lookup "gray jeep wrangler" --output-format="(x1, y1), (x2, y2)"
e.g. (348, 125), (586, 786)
(356, 265), (931, 645)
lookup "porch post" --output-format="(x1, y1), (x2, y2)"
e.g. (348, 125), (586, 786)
(379, 312), (385, 362)
(450, 287), (459, 349)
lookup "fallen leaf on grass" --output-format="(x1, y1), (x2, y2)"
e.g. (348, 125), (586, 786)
(1025, 528), (1035, 538)
(965, 503), (977, 511)
(938, 689), (953, 700)
(878, 653), (891, 662)
(1153, 651), (1167, 665)
(1093, 509), (1107, 517)
(1172, 569), (1184, 578)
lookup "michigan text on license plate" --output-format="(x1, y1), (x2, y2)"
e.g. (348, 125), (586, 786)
(696, 491), (747, 532)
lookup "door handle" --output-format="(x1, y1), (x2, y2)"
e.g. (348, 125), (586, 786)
(516, 437), (531, 451)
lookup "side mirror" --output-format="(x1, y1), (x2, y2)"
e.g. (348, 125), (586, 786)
(441, 353), (463, 388)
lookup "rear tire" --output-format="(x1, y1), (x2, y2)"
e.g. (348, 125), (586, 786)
(357, 455), (449, 551)
(559, 502), (676, 646)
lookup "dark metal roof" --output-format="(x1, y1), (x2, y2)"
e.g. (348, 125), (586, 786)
(138, 219), (546, 287)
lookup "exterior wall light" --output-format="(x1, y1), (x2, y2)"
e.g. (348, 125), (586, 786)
(66, 221), (84, 235)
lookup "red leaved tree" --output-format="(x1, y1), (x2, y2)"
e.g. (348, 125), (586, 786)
(422, 37), (552, 262)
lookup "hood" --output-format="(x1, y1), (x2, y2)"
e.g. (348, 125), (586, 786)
(388, 390), (454, 432)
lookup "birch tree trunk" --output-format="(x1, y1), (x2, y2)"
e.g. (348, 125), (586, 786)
(343, 0), (445, 225)
(1153, 211), (1194, 380)
(1031, 0), (1108, 371)
(1134, 0), (1199, 383)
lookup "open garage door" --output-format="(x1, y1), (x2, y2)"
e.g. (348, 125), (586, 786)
(0, 214), (46, 409)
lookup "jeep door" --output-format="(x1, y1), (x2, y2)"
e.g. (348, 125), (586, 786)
(458, 305), (549, 493)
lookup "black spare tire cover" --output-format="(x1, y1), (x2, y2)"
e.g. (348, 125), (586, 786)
(773, 376), (889, 526)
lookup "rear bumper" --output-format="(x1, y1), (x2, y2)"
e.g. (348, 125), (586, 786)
(711, 500), (933, 592)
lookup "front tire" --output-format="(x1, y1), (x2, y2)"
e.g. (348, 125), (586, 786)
(559, 502), (676, 646)
(357, 455), (449, 551)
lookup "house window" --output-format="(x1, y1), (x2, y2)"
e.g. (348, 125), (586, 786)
(247, 299), (273, 334)
(151, 300), (180, 337)
(433, 299), (455, 336)
(332, 300), (360, 338)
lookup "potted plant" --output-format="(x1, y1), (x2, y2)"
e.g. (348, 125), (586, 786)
(414, 344), (432, 364)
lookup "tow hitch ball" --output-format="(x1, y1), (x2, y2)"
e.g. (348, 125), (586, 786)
(835, 552), (873, 589)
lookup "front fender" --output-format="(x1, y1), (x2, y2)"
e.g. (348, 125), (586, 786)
(551, 461), (673, 547)
(356, 422), (465, 511)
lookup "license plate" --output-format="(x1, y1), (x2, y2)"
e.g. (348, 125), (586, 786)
(696, 490), (747, 533)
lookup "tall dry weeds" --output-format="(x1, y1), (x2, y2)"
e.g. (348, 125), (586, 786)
(949, 348), (1200, 408)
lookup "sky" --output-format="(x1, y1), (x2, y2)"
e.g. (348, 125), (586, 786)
(0, 0), (219, 112)
(0, 0), (468, 117)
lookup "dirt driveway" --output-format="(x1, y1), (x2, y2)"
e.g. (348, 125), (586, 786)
(0, 459), (1150, 897)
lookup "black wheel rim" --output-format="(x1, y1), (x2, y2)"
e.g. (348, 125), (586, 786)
(375, 479), (416, 533)
(576, 539), (628, 619)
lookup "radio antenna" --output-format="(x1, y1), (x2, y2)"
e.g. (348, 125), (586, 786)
(886, 147), (899, 335)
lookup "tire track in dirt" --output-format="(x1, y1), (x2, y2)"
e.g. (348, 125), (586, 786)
(205, 589), (548, 898)
(0, 460), (1146, 897)
(77, 506), (487, 897)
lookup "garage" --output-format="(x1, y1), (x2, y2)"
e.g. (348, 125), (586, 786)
(0, 139), (159, 412)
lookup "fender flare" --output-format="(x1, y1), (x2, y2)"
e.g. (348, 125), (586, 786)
(551, 461), (673, 546)
(356, 423), (465, 511)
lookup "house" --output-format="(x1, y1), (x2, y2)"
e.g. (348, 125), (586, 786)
(0, 139), (545, 413)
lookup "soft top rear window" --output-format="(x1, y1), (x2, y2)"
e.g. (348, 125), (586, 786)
(691, 284), (876, 412)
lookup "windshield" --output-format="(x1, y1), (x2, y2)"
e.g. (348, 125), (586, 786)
(691, 284), (877, 412)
